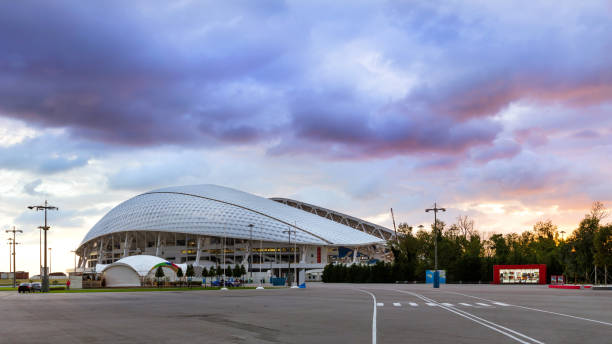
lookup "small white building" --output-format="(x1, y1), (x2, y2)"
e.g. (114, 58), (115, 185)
(101, 255), (179, 287)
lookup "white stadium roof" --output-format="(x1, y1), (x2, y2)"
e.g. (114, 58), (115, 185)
(101, 255), (169, 277)
(80, 184), (385, 247)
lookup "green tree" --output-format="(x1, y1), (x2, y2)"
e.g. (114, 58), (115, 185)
(594, 224), (612, 284)
(186, 264), (195, 288)
(155, 266), (165, 287)
(176, 267), (184, 287)
(201, 267), (209, 287)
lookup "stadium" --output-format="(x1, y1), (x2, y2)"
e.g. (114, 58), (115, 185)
(76, 184), (393, 285)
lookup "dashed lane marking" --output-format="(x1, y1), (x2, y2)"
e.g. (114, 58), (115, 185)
(426, 302), (437, 306)
(393, 302), (401, 307)
(376, 302), (384, 307)
(459, 303), (472, 307)
(476, 302), (491, 307)
(493, 302), (510, 306)
(409, 302), (418, 307)
(441, 303), (454, 307)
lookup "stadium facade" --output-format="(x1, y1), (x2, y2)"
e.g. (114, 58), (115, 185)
(76, 184), (393, 283)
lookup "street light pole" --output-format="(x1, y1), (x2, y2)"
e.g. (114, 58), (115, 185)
(28, 200), (59, 293)
(426, 203), (445, 289)
(48, 248), (52, 273)
(70, 250), (77, 276)
(425, 202), (446, 270)
(248, 224), (253, 283)
(283, 228), (296, 287)
(6, 227), (23, 288)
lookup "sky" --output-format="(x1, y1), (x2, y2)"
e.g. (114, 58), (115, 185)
(1, 1), (611, 275)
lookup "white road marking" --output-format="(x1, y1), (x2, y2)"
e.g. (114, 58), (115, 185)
(493, 302), (510, 306)
(376, 302), (384, 307)
(446, 291), (612, 327)
(476, 302), (491, 307)
(459, 303), (472, 307)
(409, 302), (419, 307)
(441, 303), (454, 307)
(357, 289), (378, 344)
(393, 302), (401, 307)
(426, 302), (437, 306)
(394, 290), (544, 344)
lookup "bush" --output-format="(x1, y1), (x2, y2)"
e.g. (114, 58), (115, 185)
(49, 286), (65, 291)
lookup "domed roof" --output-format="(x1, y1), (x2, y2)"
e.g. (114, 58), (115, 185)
(80, 184), (384, 247)
(101, 255), (171, 276)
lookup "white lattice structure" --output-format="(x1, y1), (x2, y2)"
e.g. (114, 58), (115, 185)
(76, 184), (388, 281)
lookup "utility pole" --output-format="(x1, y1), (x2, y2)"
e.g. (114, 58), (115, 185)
(426, 203), (445, 289)
(6, 227), (23, 288)
(28, 200), (59, 293)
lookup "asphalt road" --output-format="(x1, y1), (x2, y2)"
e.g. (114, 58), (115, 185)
(1, 284), (610, 343)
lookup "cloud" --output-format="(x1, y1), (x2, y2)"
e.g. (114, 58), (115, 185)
(0, 134), (94, 174)
(0, 1), (609, 161)
(23, 179), (44, 196)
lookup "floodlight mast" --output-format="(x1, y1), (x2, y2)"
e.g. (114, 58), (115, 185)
(6, 227), (23, 288)
(28, 200), (58, 293)
(283, 228), (297, 287)
(425, 202), (446, 271)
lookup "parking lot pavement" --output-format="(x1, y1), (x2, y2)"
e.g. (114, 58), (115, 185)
(1, 284), (610, 343)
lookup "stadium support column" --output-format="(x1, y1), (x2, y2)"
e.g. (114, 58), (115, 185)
(195, 237), (201, 265)
(352, 247), (358, 264)
(97, 238), (104, 265)
(155, 232), (161, 257)
(123, 233), (129, 258)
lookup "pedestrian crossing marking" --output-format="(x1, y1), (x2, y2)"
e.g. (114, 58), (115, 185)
(409, 302), (418, 307)
(393, 302), (401, 307)
(476, 302), (491, 307)
(376, 302), (384, 307)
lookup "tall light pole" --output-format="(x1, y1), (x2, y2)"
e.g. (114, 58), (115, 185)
(248, 224), (254, 282)
(6, 240), (11, 274)
(28, 200), (58, 293)
(6, 227), (23, 288)
(256, 236), (264, 290)
(39, 227), (42, 277)
(48, 247), (52, 273)
(425, 203), (446, 270)
(221, 224), (227, 290)
(70, 250), (77, 276)
(283, 228), (296, 287)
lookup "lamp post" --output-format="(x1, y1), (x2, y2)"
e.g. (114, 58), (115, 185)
(221, 224), (227, 290)
(283, 228), (296, 287)
(6, 227), (23, 288)
(48, 248), (52, 274)
(70, 250), (77, 277)
(28, 200), (59, 293)
(426, 203), (445, 289)
(256, 237), (264, 290)
(248, 224), (253, 283)
(6, 240), (11, 274)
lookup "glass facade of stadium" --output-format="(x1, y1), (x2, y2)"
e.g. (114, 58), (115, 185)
(76, 185), (393, 282)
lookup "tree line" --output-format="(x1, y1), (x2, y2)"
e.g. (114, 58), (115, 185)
(323, 202), (611, 284)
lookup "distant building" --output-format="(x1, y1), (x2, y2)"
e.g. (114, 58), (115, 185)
(0, 271), (29, 279)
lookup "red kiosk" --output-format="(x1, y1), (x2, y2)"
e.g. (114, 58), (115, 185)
(493, 264), (546, 284)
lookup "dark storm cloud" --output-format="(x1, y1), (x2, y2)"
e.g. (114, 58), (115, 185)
(1, 1), (611, 161)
